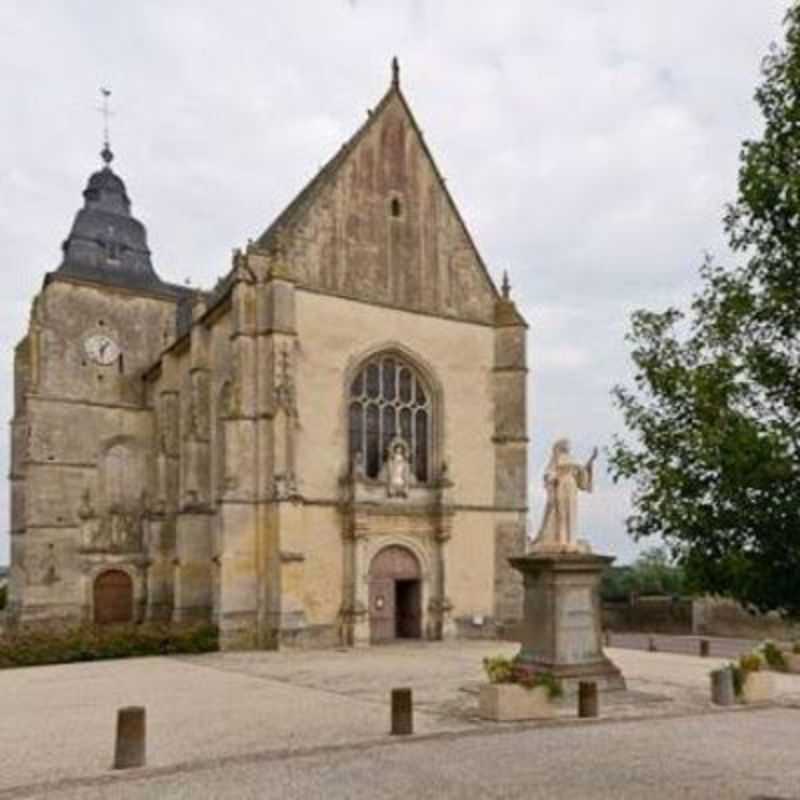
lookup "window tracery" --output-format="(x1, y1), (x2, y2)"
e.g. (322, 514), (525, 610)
(348, 354), (431, 483)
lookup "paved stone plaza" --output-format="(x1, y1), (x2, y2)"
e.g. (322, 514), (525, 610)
(1, 641), (799, 798)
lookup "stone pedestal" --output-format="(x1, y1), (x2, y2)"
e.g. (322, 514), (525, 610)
(509, 551), (625, 691)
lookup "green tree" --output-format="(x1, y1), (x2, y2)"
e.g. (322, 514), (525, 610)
(601, 547), (688, 600)
(609, 6), (800, 617)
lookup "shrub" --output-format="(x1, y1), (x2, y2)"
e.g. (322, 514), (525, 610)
(730, 664), (744, 697)
(727, 654), (765, 698)
(483, 655), (514, 684)
(482, 655), (563, 699)
(739, 652), (763, 673)
(517, 670), (564, 700)
(760, 641), (787, 671)
(0, 623), (218, 669)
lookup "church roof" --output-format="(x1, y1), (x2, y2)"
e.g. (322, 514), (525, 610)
(49, 146), (189, 300)
(255, 59), (500, 303)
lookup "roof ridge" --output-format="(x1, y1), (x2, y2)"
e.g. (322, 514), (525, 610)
(256, 85), (396, 248)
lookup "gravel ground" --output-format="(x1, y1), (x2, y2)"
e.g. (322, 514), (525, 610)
(12, 708), (800, 799)
(1, 640), (798, 799)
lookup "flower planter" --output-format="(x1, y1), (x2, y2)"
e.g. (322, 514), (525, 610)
(478, 683), (555, 721)
(740, 670), (775, 704)
(782, 652), (800, 674)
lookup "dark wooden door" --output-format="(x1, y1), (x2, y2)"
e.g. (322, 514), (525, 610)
(369, 546), (421, 643)
(94, 570), (133, 625)
(369, 577), (395, 643)
(396, 579), (422, 638)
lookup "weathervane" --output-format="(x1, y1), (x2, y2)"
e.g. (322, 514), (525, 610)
(98, 87), (114, 166)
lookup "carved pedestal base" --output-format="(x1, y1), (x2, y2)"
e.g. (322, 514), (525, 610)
(509, 551), (625, 692)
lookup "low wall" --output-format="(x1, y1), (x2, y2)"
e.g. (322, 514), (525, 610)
(603, 595), (800, 641)
(693, 597), (800, 641)
(602, 596), (692, 634)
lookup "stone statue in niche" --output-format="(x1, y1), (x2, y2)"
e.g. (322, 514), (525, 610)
(351, 451), (366, 481)
(531, 438), (597, 553)
(384, 438), (411, 498)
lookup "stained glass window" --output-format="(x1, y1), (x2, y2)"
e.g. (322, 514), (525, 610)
(349, 355), (432, 482)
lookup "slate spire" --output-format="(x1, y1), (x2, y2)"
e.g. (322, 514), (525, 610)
(53, 93), (181, 296)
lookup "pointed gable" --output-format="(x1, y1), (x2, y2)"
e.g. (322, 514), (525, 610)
(256, 77), (499, 325)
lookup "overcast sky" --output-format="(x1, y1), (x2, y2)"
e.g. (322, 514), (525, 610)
(0, 1), (789, 565)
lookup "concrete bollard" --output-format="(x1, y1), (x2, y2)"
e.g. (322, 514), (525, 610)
(113, 706), (146, 769)
(648, 636), (657, 652)
(710, 668), (735, 706)
(391, 688), (413, 736)
(700, 639), (710, 658)
(578, 681), (599, 718)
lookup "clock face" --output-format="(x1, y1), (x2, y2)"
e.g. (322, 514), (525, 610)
(84, 334), (120, 366)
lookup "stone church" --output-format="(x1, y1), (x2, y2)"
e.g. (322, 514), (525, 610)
(7, 63), (529, 649)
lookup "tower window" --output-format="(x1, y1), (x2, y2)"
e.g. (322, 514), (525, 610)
(390, 197), (403, 218)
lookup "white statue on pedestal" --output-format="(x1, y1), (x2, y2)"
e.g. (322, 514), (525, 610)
(532, 438), (597, 553)
(385, 439), (410, 498)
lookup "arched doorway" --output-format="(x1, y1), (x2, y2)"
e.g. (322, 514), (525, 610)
(94, 569), (134, 625)
(369, 546), (422, 643)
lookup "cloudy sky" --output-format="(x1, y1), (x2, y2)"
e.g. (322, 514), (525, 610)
(0, 1), (789, 564)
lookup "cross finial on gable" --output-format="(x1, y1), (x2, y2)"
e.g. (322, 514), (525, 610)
(391, 56), (400, 88)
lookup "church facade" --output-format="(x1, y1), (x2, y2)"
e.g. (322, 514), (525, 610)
(7, 66), (529, 649)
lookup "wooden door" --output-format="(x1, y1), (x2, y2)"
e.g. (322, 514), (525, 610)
(369, 578), (395, 643)
(369, 546), (420, 643)
(94, 570), (133, 625)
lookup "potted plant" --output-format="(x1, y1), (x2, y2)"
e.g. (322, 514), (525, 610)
(478, 656), (562, 721)
(736, 652), (775, 704)
(784, 642), (800, 674)
(760, 641), (787, 672)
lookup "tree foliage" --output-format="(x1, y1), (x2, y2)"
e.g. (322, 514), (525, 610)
(601, 547), (688, 601)
(609, 7), (800, 617)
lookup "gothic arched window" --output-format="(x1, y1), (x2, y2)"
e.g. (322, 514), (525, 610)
(349, 354), (432, 483)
